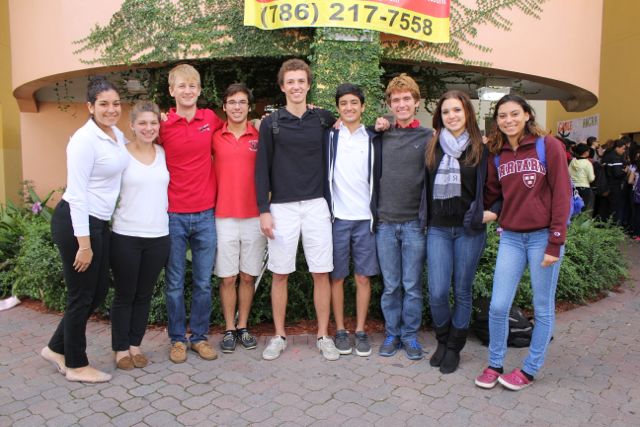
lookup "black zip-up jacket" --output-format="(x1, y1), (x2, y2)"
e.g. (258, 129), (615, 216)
(601, 150), (627, 192)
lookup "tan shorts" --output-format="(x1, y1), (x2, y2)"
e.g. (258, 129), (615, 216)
(267, 198), (333, 274)
(214, 217), (267, 277)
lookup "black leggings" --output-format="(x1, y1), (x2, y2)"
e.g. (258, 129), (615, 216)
(110, 233), (170, 351)
(48, 200), (111, 368)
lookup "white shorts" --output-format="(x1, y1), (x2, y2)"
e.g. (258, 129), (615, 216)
(214, 217), (267, 277)
(267, 198), (333, 274)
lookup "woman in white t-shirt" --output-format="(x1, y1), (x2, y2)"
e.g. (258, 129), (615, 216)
(110, 101), (170, 370)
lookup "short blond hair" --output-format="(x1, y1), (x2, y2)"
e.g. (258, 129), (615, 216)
(385, 73), (421, 105)
(168, 64), (201, 88)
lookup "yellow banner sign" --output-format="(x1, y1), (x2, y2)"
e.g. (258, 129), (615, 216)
(244, 0), (450, 43)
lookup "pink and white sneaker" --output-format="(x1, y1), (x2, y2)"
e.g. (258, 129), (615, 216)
(498, 368), (532, 391)
(474, 368), (501, 389)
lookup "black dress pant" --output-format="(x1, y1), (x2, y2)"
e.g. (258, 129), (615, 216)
(48, 200), (111, 368)
(110, 233), (170, 351)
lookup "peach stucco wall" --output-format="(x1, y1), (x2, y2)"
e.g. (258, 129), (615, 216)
(9, 0), (122, 111)
(458, 0), (602, 104)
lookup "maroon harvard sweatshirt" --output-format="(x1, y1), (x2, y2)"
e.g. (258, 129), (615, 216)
(484, 134), (571, 257)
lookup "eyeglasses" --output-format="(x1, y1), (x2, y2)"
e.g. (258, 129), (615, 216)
(225, 100), (249, 106)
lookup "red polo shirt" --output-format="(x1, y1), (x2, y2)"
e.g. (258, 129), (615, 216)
(159, 108), (223, 213)
(213, 122), (260, 218)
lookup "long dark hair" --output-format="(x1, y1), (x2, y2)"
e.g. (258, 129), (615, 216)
(487, 94), (545, 155)
(86, 77), (119, 104)
(426, 90), (483, 170)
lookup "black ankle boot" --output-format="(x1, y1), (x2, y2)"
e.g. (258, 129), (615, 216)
(440, 327), (468, 374)
(429, 322), (449, 367)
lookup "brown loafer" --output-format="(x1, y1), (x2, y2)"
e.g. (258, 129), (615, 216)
(116, 355), (134, 370)
(190, 340), (218, 360)
(169, 342), (187, 364)
(132, 353), (148, 368)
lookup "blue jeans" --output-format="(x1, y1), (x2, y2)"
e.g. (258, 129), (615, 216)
(376, 220), (426, 342)
(488, 229), (564, 376)
(426, 226), (486, 329)
(166, 209), (216, 343)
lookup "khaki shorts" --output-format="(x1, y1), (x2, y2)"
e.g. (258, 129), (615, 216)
(267, 198), (333, 274)
(214, 217), (267, 277)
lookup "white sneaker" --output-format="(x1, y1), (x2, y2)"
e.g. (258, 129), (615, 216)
(316, 336), (340, 361)
(262, 335), (286, 360)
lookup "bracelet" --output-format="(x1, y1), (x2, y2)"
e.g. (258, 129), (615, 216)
(78, 247), (91, 251)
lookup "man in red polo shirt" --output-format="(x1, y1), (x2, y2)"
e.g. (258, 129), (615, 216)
(212, 83), (266, 354)
(159, 64), (223, 364)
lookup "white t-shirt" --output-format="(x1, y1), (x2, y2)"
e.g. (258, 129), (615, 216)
(112, 145), (170, 237)
(62, 119), (129, 236)
(333, 124), (371, 220)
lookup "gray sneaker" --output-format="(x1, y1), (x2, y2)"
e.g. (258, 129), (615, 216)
(220, 330), (236, 353)
(379, 335), (401, 357)
(354, 331), (372, 357)
(403, 339), (424, 361)
(316, 336), (340, 361)
(334, 329), (352, 355)
(237, 328), (257, 350)
(262, 336), (287, 360)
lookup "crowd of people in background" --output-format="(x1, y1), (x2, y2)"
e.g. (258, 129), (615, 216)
(563, 133), (640, 239)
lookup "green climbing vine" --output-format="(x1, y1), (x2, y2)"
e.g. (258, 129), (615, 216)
(309, 29), (384, 125)
(74, 0), (311, 65)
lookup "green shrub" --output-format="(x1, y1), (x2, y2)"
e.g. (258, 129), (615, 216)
(556, 215), (627, 302)
(10, 217), (66, 310)
(0, 201), (26, 298)
(1, 204), (629, 327)
(472, 215), (628, 310)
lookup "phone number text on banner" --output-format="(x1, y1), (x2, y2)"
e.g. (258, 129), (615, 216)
(244, 0), (451, 43)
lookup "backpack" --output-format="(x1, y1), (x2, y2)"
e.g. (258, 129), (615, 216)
(591, 161), (610, 197)
(494, 136), (584, 219)
(473, 297), (533, 348)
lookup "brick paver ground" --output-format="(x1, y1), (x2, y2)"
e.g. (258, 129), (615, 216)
(1, 244), (639, 426)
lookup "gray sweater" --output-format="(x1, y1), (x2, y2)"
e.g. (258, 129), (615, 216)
(377, 127), (433, 223)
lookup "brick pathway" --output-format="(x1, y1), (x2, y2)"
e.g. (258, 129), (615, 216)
(1, 245), (639, 426)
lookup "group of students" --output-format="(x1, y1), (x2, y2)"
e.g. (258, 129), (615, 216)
(568, 135), (640, 238)
(40, 59), (571, 392)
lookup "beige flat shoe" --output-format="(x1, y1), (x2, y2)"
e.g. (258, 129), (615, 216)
(65, 366), (112, 383)
(40, 346), (66, 375)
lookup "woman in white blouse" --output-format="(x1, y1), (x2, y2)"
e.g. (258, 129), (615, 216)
(41, 77), (129, 383)
(110, 101), (170, 370)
